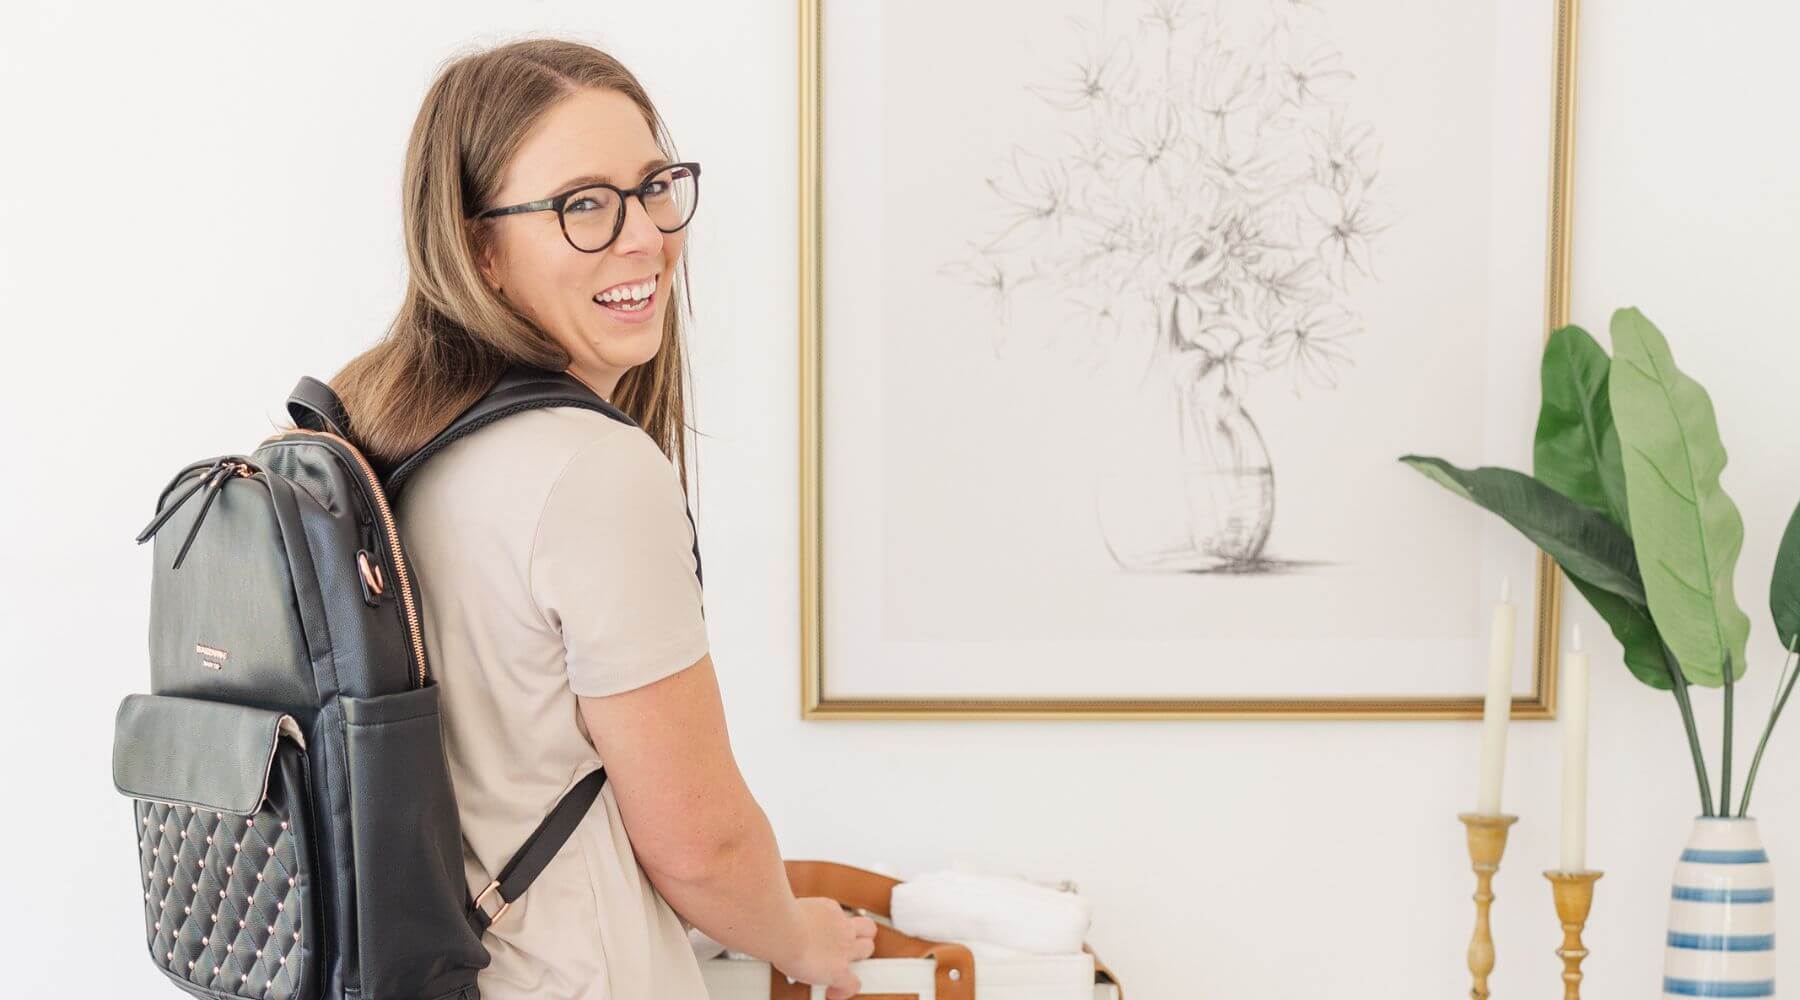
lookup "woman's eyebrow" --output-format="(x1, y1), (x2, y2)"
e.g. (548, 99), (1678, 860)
(553, 157), (672, 191)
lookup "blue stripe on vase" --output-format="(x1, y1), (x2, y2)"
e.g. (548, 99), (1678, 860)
(1667, 931), (1776, 952)
(1672, 886), (1776, 903)
(1662, 977), (1776, 997)
(1680, 849), (1771, 864)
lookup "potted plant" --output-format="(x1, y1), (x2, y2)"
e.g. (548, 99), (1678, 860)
(1400, 307), (1798, 994)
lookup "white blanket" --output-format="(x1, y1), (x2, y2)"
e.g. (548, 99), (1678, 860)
(890, 870), (1092, 955)
(688, 860), (1093, 960)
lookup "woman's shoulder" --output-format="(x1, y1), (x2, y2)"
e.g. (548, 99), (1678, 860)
(476, 403), (645, 457)
(396, 404), (669, 523)
(420, 405), (653, 480)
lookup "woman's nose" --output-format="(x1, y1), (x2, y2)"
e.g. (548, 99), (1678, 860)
(610, 195), (665, 254)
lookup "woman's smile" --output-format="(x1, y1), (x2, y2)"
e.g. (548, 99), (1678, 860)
(593, 271), (658, 323)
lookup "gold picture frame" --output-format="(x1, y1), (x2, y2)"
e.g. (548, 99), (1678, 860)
(798, 0), (1582, 720)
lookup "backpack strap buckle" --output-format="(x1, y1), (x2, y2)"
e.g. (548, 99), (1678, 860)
(473, 880), (511, 927)
(469, 767), (610, 933)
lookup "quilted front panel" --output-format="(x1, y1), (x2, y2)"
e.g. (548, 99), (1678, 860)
(134, 746), (317, 1000)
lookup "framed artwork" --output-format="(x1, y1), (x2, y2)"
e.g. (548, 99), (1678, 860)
(799, 0), (1582, 719)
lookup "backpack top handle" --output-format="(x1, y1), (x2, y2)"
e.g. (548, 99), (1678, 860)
(287, 375), (354, 439)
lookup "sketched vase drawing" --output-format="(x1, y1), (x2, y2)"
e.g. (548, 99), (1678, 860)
(941, 0), (1394, 576)
(1096, 303), (1274, 572)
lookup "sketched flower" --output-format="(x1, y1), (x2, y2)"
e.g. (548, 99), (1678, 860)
(1303, 175), (1390, 289)
(1259, 0), (1326, 43)
(1200, 129), (1284, 201)
(1063, 290), (1134, 369)
(1063, 127), (1116, 178)
(1304, 106), (1380, 195)
(1161, 216), (1233, 314)
(942, 0), (1390, 399)
(1069, 289), (1128, 336)
(1052, 209), (1158, 292)
(1260, 300), (1360, 394)
(1162, 235), (1228, 374)
(1138, 0), (1201, 36)
(976, 148), (1077, 252)
(1275, 42), (1354, 110)
(1105, 93), (1189, 198)
(1187, 45), (1264, 138)
(1168, 307), (1267, 400)
(1215, 204), (1292, 278)
(937, 252), (1042, 324)
(1026, 17), (1137, 112)
(1249, 255), (1322, 312)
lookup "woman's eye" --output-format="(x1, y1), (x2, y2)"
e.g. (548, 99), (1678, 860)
(567, 197), (599, 213)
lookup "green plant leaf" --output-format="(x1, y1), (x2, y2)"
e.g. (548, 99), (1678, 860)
(1607, 306), (1751, 687)
(1398, 455), (1645, 605)
(1565, 573), (1672, 689)
(1772, 497), (1800, 650)
(1534, 324), (1630, 529)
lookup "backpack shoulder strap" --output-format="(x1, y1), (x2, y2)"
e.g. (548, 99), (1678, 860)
(382, 363), (636, 500)
(378, 362), (703, 588)
(469, 767), (610, 931)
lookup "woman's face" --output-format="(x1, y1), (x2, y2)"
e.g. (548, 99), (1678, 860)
(473, 88), (685, 397)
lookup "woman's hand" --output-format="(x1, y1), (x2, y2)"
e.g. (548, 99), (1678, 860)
(774, 897), (878, 1000)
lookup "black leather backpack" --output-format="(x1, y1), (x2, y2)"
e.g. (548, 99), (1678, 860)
(112, 363), (701, 1000)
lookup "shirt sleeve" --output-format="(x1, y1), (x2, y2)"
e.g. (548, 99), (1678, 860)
(529, 427), (709, 697)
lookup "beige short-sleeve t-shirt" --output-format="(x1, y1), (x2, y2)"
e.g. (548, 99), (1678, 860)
(395, 404), (710, 1000)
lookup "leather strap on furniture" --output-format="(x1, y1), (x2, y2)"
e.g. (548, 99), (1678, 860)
(767, 860), (1123, 1000)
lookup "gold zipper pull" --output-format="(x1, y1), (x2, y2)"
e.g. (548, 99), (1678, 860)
(356, 549), (386, 606)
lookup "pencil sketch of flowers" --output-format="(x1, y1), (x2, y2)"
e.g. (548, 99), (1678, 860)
(939, 0), (1394, 572)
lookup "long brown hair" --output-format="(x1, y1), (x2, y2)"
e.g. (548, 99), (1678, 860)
(315, 37), (697, 494)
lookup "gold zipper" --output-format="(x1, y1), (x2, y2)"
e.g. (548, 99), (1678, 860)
(272, 427), (427, 689)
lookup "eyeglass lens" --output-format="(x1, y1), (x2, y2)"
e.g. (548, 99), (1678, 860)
(562, 163), (698, 251)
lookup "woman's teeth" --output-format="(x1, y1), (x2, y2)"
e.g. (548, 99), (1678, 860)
(597, 294), (651, 313)
(595, 275), (656, 312)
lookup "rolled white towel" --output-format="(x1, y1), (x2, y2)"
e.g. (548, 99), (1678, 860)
(890, 870), (1091, 955)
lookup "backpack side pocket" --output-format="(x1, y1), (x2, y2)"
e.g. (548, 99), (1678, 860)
(340, 682), (488, 999)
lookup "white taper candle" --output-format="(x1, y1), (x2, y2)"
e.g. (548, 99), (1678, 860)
(1476, 576), (1516, 815)
(1559, 624), (1591, 871)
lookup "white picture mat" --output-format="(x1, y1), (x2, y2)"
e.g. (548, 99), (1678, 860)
(820, 0), (1554, 699)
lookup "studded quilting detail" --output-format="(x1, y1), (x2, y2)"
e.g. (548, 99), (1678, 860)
(135, 798), (308, 999)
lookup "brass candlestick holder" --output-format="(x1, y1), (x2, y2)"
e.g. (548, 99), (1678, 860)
(1543, 870), (1602, 1000)
(1458, 813), (1518, 1000)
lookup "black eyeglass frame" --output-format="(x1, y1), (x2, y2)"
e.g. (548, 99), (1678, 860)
(469, 161), (702, 254)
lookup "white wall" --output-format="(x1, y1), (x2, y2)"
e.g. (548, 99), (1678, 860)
(3, 3), (1795, 997)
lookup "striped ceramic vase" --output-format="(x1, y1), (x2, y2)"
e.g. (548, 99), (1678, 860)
(1663, 816), (1777, 998)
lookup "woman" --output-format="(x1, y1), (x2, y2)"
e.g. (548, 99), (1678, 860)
(328, 37), (876, 1000)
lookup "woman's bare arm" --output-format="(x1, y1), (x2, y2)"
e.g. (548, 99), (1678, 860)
(576, 652), (807, 965)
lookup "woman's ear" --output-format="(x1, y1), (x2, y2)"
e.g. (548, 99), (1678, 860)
(468, 221), (505, 296)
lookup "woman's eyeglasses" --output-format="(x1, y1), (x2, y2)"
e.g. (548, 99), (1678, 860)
(470, 161), (701, 253)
